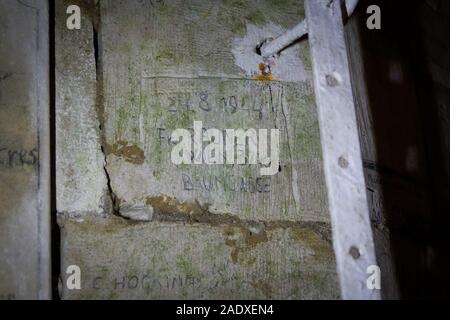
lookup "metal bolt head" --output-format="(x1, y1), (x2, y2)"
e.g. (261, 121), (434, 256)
(262, 64), (271, 76)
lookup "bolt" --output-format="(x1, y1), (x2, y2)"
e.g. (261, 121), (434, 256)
(262, 64), (271, 76)
(338, 156), (349, 169)
(349, 246), (361, 260)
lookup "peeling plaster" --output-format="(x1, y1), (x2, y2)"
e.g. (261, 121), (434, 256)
(232, 23), (309, 83)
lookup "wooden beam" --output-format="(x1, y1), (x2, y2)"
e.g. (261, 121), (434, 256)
(305, 0), (380, 299)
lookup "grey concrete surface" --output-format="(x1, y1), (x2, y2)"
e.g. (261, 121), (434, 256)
(56, 0), (339, 299)
(0, 0), (50, 300)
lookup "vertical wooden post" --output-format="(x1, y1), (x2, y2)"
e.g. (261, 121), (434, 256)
(0, 0), (50, 299)
(305, 0), (380, 299)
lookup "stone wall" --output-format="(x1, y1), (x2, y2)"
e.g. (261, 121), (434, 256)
(56, 0), (340, 299)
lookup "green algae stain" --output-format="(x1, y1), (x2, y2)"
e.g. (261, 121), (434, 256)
(298, 41), (313, 72)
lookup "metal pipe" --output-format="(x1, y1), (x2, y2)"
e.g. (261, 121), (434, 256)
(260, 0), (359, 58)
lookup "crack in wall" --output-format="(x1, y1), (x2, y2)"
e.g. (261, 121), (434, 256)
(124, 195), (333, 244)
(278, 87), (300, 211)
(89, 0), (119, 216)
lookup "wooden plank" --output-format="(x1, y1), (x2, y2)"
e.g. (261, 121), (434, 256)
(0, 0), (50, 299)
(305, 0), (380, 299)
